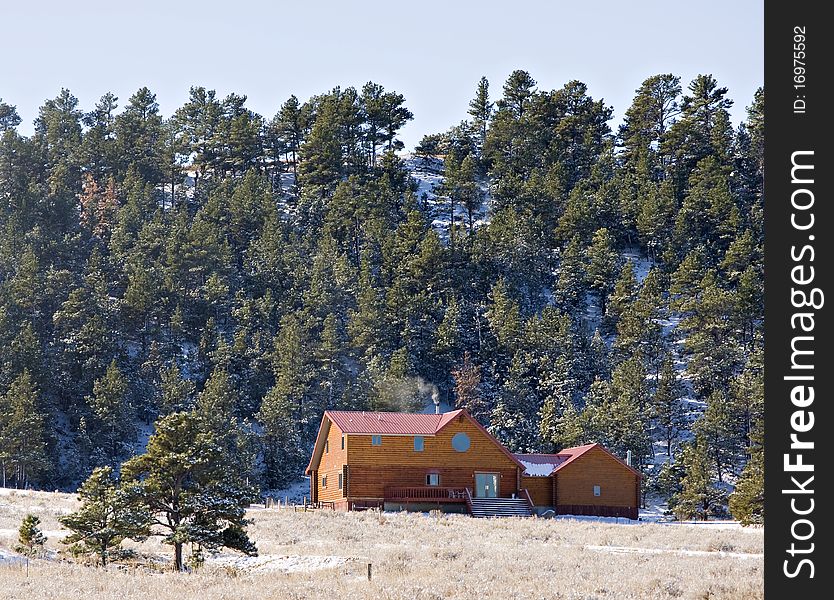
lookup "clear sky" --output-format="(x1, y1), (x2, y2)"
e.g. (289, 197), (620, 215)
(3, 0), (763, 150)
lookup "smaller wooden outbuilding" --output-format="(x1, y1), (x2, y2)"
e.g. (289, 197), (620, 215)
(517, 443), (641, 520)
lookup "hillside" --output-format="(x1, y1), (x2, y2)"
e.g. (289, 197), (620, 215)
(0, 71), (763, 522)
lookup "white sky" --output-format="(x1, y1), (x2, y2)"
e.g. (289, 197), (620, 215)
(2, 1), (763, 149)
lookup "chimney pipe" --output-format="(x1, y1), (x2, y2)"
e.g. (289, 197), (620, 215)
(432, 390), (440, 414)
(626, 450), (632, 467)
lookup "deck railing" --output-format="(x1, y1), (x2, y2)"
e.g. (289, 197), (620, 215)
(384, 486), (468, 503)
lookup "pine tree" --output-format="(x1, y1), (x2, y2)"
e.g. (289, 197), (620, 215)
(0, 98), (21, 131)
(728, 424), (763, 525)
(489, 351), (541, 453)
(694, 389), (738, 484)
(605, 260), (637, 330)
(86, 360), (134, 464)
(159, 366), (195, 414)
(586, 227), (620, 315)
(60, 466), (150, 565)
(554, 236), (587, 313)
(467, 76), (493, 156)
(498, 70), (536, 118)
(257, 385), (304, 489)
(537, 355), (579, 451)
(115, 87), (166, 184)
(16, 514), (47, 557)
(415, 133), (442, 168)
(0, 370), (47, 488)
(452, 351), (487, 419)
(652, 355), (686, 457)
(121, 411), (258, 571)
(670, 437), (726, 520)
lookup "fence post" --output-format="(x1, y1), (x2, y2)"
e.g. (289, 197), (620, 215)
(367, 563), (372, 580)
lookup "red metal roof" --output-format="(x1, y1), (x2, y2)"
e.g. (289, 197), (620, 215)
(325, 409), (465, 435)
(306, 409), (527, 473)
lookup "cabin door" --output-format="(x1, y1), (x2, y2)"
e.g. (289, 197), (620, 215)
(475, 473), (499, 498)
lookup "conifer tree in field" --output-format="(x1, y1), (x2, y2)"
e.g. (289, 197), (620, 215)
(121, 411), (258, 571)
(16, 514), (47, 557)
(60, 466), (149, 566)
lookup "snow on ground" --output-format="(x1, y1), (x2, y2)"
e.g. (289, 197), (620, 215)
(208, 553), (350, 573)
(260, 477), (311, 506)
(584, 544), (762, 560)
(0, 548), (26, 566)
(621, 248), (653, 284)
(130, 422), (156, 457)
(404, 155), (492, 242)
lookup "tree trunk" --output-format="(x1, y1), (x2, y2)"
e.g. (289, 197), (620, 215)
(174, 542), (183, 571)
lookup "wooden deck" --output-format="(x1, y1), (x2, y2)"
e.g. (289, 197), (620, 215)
(384, 486), (469, 503)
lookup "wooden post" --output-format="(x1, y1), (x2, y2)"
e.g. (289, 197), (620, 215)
(367, 563), (372, 580)
(285, 495), (289, 508)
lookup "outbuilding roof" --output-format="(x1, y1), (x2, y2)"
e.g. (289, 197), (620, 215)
(516, 443), (641, 477)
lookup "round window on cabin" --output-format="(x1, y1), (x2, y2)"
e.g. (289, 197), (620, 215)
(451, 432), (470, 452)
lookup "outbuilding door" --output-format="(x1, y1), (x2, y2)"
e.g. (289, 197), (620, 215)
(475, 473), (499, 498)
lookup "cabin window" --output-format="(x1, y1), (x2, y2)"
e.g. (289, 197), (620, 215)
(414, 436), (424, 451)
(324, 440), (329, 454)
(322, 475), (327, 488)
(338, 473), (343, 489)
(426, 473), (440, 486)
(372, 435), (382, 446)
(341, 436), (345, 450)
(451, 432), (470, 452)
(593, 485), (601, 497)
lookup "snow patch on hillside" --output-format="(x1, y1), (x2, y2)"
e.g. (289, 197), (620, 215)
(404, 155), (491, 241)
(621, 248), (653, 283)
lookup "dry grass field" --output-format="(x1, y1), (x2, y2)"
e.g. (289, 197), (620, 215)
(0, 488), (763, 600)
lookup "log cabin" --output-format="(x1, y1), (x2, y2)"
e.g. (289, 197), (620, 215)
(305, 409), (641, 519)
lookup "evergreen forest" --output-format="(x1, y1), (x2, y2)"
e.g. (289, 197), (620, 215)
(0, 71), (764, 522)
